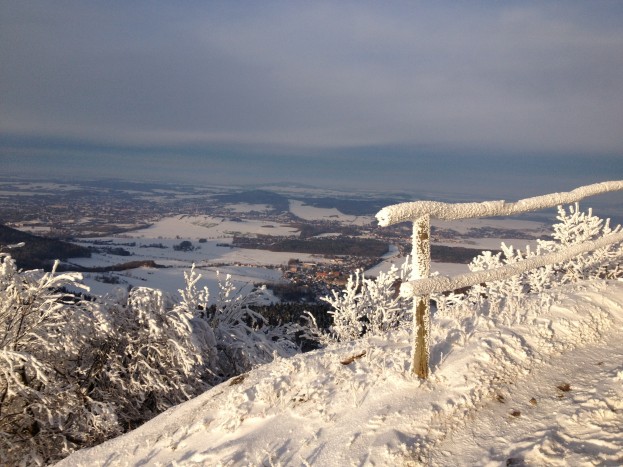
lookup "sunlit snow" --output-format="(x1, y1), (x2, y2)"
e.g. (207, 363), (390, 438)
(58, 280), (623, 466)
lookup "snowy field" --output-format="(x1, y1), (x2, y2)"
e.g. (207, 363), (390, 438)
(430, 217), (548, 251)
(67, 211), (553, 299)
(65, 200), (388, 299)
(70, 214), (324, 300)
(123, 214), (299, 239)
(58, 279), (623, 466)
(225, 203), (272, 213)
(76, 265), (283, 304)
(70, 246), (316, 303)
(0, 181), (82, 195)
(289, 200), (374, 226)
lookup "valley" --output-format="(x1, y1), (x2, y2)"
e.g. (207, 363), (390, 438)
(0, 178), (548, 303)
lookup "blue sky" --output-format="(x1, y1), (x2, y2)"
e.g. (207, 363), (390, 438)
(1, 1), (622, 193)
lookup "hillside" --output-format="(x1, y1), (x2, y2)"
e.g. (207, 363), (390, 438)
(0, 224), (90, 270)
(58, 279), (623, 466)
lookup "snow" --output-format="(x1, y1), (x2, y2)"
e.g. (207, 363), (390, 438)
(432, 326), (623, 465)
(225, 203), (272, 213)
(377, 180), (623, 225)
(124, 215), (299, 239)
(10, 225), (52, 234)
(431, 217), (548, 252)
(0, 181), (81, 195)
(68, 237), (330, 298)
(435, 237), (535, 251)
(432, 217), (547, 235)
(67, 214), (305, 298)
(0, 190), (51, 196)
(58, 279), (623, 466)
(289, 200), (373, 225)
(401, 230), (623, 297)
(77, 266), (283, 304)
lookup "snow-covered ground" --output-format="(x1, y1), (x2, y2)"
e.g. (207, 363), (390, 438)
(76, 265), (283, 304)
(0, 181), (82, 196)
(289, 200), (373, 226)
(58, 279), (623, 466)
(431, 217), (548, 252)
(124, 214), (299, 240)
(225, 203), (272, 213)
(67, 213), (550, 300)
(431, 217), (548, 235)
(69, 215), (314, 299)
(367, 250), (471, 278)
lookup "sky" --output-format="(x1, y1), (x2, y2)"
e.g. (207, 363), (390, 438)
(1, 1), (623, 197)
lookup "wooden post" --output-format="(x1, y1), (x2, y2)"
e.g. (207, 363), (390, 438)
(411, 215), (431, 378)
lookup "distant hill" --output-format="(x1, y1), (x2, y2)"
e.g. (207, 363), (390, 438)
(297, 196), (404, 216)
(0, 224), (91, 270)
(214, 190), (291, 213)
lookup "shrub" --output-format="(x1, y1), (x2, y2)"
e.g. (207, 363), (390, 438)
(0, 257), (305, 465)
(321, 259), (411, 341)
(432, 204), (623, 324)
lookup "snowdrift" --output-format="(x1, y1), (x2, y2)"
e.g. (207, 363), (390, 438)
(58, 279), (623, 466)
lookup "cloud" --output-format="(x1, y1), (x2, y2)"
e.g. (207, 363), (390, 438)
(1, 1), (622, 154)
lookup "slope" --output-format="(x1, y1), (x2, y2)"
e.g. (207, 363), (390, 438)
(57, 279), (623, 466)
(0, 224), (91, 270)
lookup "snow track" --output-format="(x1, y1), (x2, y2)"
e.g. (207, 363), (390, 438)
(432, 325), (623, 466)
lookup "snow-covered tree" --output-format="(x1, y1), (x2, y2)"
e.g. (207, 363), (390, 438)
(0, 257), (306, 465)
(190, 268), (301, 380)
(327, 205), (622, 349)
(0, 255), (118, 465)
(322, 260), (411, 341)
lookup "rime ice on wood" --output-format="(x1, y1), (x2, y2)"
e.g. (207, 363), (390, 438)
(375, 181), (623, 379)
(401, 230), (623, 297)
(376, 180), (623, 226)
(411, 215), (431, 379)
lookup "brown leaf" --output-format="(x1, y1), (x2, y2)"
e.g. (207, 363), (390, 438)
(341, 351), (367, 365)
(229, 374), (246, 386)
(557, 383), (571, 392)
(510, 410), (521, 417)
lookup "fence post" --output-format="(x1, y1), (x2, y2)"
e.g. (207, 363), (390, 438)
(411, 215), (431, 378)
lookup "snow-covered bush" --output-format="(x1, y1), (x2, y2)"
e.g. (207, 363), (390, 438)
(0, 255), (118, 465)
(0, 257), (304, 465)
(189, 268), (301, 380)
(432, 204), (623, 324)
(539, 203), (623, 282)
(86, 285), (208, 431)
(0, 255), (211, 465)
(322, 260), (412, 341)
(327, 205), (622, 348)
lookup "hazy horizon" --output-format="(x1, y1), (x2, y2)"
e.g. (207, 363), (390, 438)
(2, 1), (622, 209)
(3, 138), (622, 197)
